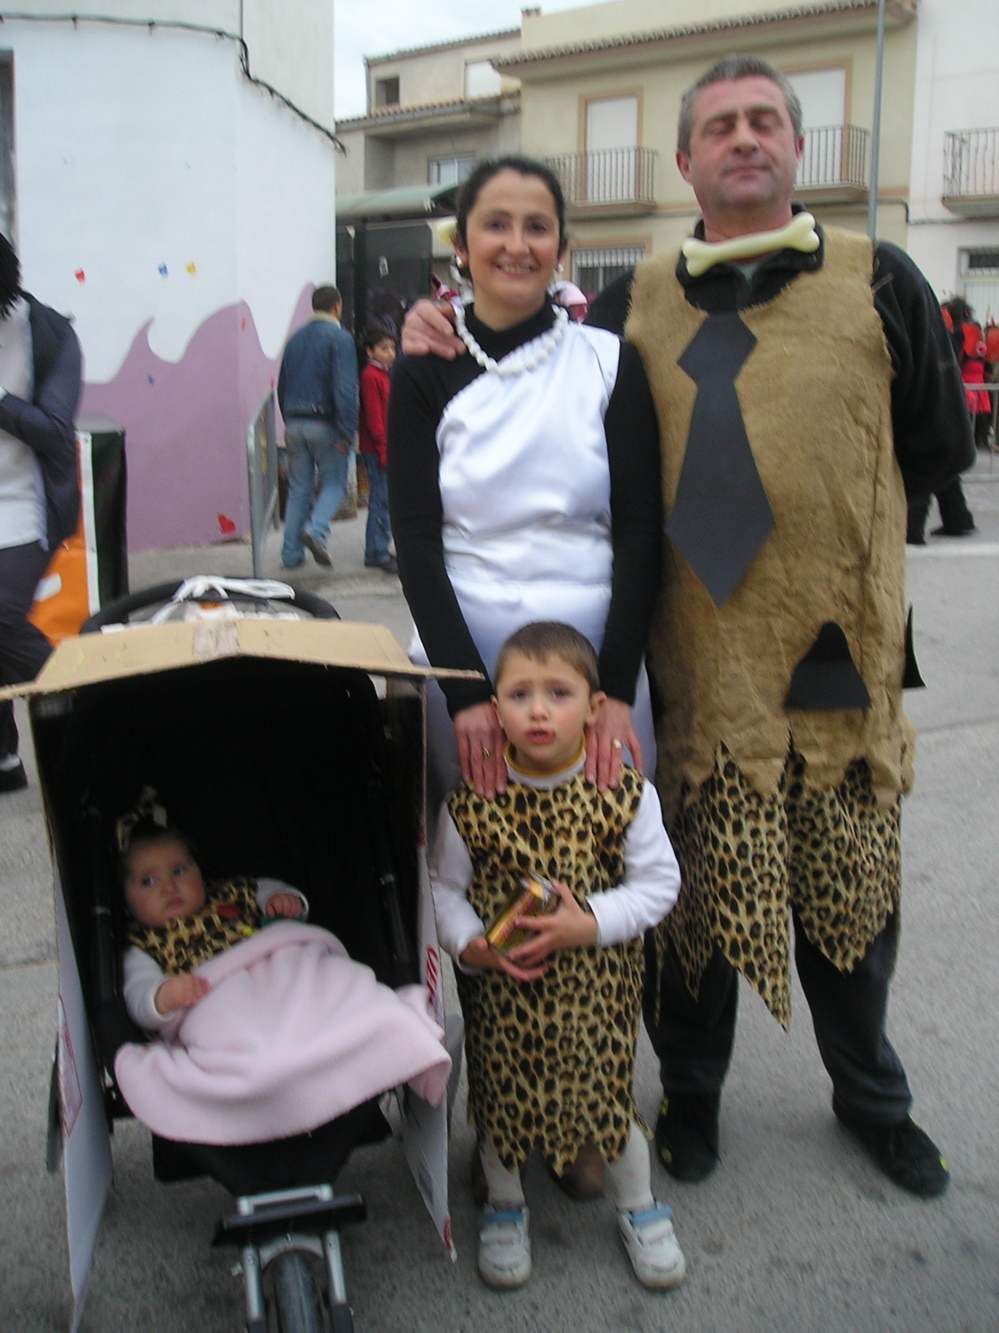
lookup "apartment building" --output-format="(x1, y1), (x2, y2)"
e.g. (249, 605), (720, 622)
(339, 1), (927, 307)
(334, 27), (523, 328)
(502, 0), (919, 294)
(336, 28), (522, 198)
(905, 0), (999, 314)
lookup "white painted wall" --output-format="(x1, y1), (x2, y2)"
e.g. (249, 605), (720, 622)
(7, 1), (333, 127)
(906, 0), (999, 301)
(242, 0), (335, 128)
(7, 14), (334, 373)
(1, 11), (336, 547)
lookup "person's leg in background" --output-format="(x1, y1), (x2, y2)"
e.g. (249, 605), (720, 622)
(305, 421), (350, 561)
(363, 453), (395, 572)
(281, 422), (316, 568)
(0, 541), (55, 792)
(931, 475), (975, 536)
(973, 411), (992, 450)
(906, 493), (930, 545)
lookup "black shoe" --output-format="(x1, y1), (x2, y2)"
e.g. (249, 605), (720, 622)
(365, 555), (398, 575)
(836, 1110), (950, 1198)
(0, 760), (28, 794)
(302, 532), (333, 567)
(654, 1092), (720, 1182)
(930, 524), (975, 537)
(905, 533), (926, 547)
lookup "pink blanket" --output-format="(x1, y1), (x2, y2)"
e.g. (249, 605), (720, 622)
(114, 922), (451, 1145)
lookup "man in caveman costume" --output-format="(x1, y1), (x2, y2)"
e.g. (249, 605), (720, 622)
(401, 55), (973, 1199)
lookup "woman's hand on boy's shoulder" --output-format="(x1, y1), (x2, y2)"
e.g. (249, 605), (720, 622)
(586, 698), (641, 789)
(154, 973), (210, 1015)
(459, 934), (548, 983)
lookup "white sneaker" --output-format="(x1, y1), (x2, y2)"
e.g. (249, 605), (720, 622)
(617, 1202), (686, 1290)
(477, 1204), (531, 1289)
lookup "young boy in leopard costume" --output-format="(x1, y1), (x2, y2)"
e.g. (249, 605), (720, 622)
(431, 622), (684, 1293)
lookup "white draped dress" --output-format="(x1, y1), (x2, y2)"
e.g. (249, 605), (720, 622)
(400, 318), (657, 806)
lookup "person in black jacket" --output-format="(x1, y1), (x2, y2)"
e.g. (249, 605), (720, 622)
(0, 231), (82, 793)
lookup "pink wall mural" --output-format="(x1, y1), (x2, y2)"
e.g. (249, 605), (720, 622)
(81, 286), (313, 552)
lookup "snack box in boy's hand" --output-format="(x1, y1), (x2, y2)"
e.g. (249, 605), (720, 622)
(486, 874), (557, 955)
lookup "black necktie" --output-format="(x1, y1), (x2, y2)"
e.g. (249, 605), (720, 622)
(666, 313), (775, 606)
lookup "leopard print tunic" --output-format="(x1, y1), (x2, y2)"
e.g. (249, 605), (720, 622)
(449, 768), (646, 1174)
(658, 748), (901, 1028)
(126, 878), (262, 975)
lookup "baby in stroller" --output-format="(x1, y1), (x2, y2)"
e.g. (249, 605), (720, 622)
(112, 802), (452, 1149)
(121, 818), (308, 1029)
(121, 818), (307, 1030)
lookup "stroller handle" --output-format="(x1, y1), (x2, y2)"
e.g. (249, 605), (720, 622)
(81, 578), (340, 632)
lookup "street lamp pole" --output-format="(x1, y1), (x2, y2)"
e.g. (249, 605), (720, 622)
(867, 0), (888, 239)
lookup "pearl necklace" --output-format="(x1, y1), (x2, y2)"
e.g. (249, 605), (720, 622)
(454, 303), (569, 376)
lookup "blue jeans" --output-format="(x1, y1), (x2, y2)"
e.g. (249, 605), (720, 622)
(281, 419), (350, 566)
(362, 453), (392, 564)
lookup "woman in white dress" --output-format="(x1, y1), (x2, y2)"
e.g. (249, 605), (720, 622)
(388, 156), (662, 810)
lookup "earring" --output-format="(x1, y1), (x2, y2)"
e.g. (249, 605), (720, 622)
(449, 255), (473, 302)
(547, 262), (565, 297)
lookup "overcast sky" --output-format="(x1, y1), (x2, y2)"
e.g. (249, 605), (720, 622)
(335, 1), (585, 120)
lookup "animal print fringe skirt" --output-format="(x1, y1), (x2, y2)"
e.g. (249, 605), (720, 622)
(657, 746), (902, 1027)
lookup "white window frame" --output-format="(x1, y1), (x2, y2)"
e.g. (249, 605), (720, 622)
(428, 155), (476, 187)
(571, 245), (647, 294)
(374, 75), (400, 109)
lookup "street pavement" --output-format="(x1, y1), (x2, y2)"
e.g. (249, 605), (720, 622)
(1, 458), (998, 1332)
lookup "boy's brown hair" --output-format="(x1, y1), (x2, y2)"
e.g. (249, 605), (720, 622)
(363, 322), (395, 352)
(494, 621), (599, 693)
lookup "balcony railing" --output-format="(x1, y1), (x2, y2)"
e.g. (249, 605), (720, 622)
(797, 124), (869, 192)
(943, 129), (999, 211)
(545, 147), (657, 209)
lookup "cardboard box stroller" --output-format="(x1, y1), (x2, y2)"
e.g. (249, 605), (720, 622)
(3, 578), (472, 1331)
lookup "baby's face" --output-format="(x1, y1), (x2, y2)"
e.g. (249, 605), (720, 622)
(124, 837), (207, 927)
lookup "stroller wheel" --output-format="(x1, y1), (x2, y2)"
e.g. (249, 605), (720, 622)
(267, 1251), (325, 1333)
(330, 1305), (355, 1333)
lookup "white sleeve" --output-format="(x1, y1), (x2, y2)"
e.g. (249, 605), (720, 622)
(429, 804), (485, 969)
(586, 781), (681, 948)
(255, 878), (309, 919)
(122, 946), (175, 1033)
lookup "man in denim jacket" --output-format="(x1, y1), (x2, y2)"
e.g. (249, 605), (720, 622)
(278, 285), (359, 570)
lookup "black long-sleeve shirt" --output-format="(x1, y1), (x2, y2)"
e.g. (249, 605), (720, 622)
(586, 229), (975, 501)
(388, 303), (662, 716)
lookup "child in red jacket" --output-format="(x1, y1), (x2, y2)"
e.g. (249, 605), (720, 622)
(358, 325), (397, 573)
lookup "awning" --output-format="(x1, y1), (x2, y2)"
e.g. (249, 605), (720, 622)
(336, 183), (458, 221)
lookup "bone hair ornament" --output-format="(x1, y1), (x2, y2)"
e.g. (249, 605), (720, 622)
(682, 212), (820, 277)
